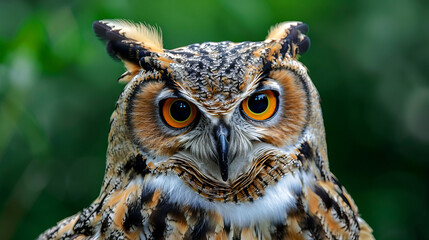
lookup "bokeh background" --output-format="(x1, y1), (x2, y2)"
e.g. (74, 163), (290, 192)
(1, 0), (428, 239)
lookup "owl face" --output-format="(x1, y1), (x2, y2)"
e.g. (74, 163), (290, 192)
(95, 20), (323, 207)
(127, 41), (310, 180)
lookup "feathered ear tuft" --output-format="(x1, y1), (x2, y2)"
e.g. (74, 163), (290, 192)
(94, 20), (163, 52)
(265, 22), (310, 58)
(93, 20), (164, 82)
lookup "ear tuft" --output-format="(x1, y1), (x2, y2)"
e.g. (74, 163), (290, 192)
(95, 20), (163, 53)
(93, 19), (165, 83)
(266, 22), (310, 57)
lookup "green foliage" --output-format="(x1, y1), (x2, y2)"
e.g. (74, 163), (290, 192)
(1, 0), (428, 239)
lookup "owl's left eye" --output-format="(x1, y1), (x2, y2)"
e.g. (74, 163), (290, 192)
(161, 98), (197, 128)
(241, 90), (278, 121)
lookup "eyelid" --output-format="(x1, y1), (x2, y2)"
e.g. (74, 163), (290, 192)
(156, 89), (175, 102)
(156, 89), (185, 103)
(254, 78), (281, 93)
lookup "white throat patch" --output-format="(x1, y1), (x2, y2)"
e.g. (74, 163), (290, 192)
(144, 170), (309, 227)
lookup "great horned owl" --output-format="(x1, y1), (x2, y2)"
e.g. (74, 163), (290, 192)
(38, 20), (374, 240)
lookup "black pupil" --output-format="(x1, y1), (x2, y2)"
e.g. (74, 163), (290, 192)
(170, 100), (191, 121)
(248, 93), (268, 113)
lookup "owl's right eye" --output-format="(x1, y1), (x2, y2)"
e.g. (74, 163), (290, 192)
(161, 98), (197, 128)
(241, 90), (278, 121)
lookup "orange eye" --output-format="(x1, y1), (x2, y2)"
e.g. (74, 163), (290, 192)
(162, 98), (197, 128)
(241, 90), (278, 121)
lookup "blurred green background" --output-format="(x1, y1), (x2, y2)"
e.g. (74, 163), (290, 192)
(0, 0), (428, 239)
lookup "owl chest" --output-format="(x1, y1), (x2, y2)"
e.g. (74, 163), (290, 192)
(133, 188), (354, 240)
(137, 190), (307, 240)
(131, 173), (312, 239)
(134, 188), (347, 240)
(113, 174), (357, 240)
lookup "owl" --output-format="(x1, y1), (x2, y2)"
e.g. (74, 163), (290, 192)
(37, 20), (374, 240)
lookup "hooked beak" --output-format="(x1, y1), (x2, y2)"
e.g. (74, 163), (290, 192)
(214, 123), (230, 181)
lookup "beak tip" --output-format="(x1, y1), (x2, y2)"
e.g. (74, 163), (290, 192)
(221, 172), (228, 181)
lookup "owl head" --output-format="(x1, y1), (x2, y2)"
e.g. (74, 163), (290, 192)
(94, 20), (330, 223)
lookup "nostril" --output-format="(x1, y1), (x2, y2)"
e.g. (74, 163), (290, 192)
(215, 124), (229, 140)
